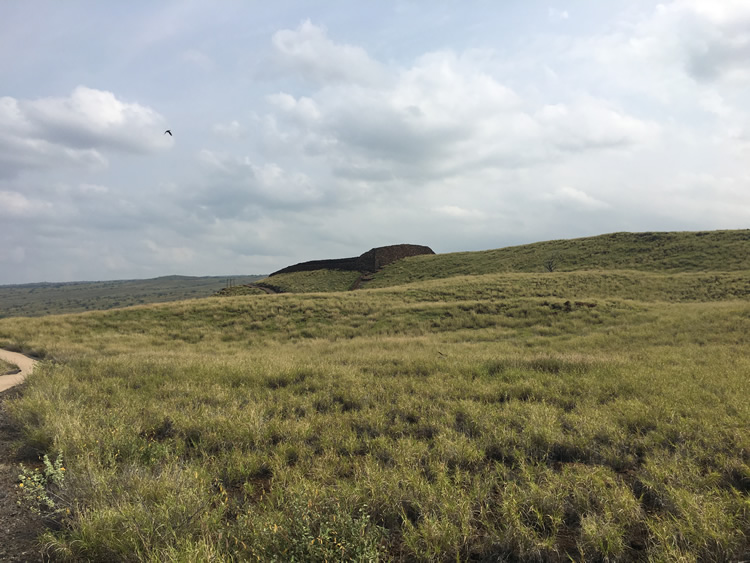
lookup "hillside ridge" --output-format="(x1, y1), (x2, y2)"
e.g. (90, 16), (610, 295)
(250, 230), (750, 294)
(0, 274), (265, 318)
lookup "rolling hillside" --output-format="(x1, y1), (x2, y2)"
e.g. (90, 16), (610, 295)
(223, 230), (750, 295)
(0, 275), (264, 318)
(365, 229), (750, 289)
(0, 241), (748, 561)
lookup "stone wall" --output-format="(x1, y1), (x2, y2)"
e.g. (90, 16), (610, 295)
(270, 257), (362, 276)
(357, 244), (435, 271)
(269, 244), (434, 276)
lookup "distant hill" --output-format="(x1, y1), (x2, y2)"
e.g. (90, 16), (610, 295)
(0, 275), (265, 318)
(222, 230), (750, 295)
(364, 230), (750, 289)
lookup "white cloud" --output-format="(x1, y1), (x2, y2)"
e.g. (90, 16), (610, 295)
(0, 135), (107, 179)
(0, 95), (107, 177)
(435, 205), (485, 219)
(183, 48), (214, 71)
(23, 86), (170, 152)
(0, 190), (54, 217)
(255, 163), (322, 204)
(0, 87), (169, 179)
(541, 187), (611, 210)
(261, 49), (658, 186)
(684, 0), (750, 21)
(191, 150), (324, 214)
(644, 0), (750, 83)
(76, 183), (110, 195)
(551, 0), (750, 173)
(534, 99), (659, 152)
(144, 239), (195, 264)
(198, 148), (241, 172)
(548, 8), (570, 21)
(575, 0), (750, 88)
(271, 20), (387, 85)
(0, 245), (25, 264)
(0, 96), (30, 136)
(267, 93), (321, 123)
(212, 120), (246, 138)
(0, 190), (33, 217)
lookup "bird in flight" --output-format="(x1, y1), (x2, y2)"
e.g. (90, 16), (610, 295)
(164, 130), (172, 136)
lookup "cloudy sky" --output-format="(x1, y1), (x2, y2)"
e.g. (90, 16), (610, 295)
(1, 1), (749, 284)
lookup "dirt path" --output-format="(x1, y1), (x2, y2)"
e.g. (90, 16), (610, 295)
(0, 350), (44, 562)
(0, 349), (37, 393)
(252, 283), (283, 294)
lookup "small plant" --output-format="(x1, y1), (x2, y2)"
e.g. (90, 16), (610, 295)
(17, 451), (66, 516)
(247, 494), (386, 561)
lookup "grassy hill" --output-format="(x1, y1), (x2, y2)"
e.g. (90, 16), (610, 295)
(0, 238), (748, 560)
(366, 230), (750, 288)
(224, 230), (750, 295)
(0, 275), (264, 318)
(259, 269), (362, 293)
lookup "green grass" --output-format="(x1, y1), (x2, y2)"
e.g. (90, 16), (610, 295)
(258, 269), (363, 293)
(0, 266), (748, 561)
(0, 358), (18, 375)
(364, 230), (750, 290)
(382, 270), (750, 303)
(214, 230), (750, 296)
(0, 275), (264, 318)
(215, 285), (270, 297)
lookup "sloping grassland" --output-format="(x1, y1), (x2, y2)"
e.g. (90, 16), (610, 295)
(257, 269), (362, 294)
(365, 230), (750, 289)
(240, 230), (750, 295)
(0, 275), (264, 318)
(0, 231), (747, 561)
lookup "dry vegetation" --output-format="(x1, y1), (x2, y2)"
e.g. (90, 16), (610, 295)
(0, 358), (18, 375)
(0, 231), (748, 561)
(0, 275), (264, 318)
(364, 230), (750, 289)
(259, 269), (362, 293)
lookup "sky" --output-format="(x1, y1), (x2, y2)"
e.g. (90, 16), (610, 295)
(1, 1), (749, 284)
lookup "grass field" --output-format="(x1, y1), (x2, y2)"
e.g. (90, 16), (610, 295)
(0, 231), (748, 561)
(260, 269), (362, 294)
(0, 275), (264, 319)
(364, 230), (750, 289)
(222, 230), (750, 296)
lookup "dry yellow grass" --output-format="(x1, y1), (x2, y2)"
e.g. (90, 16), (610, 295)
(1, 269), (748, 561)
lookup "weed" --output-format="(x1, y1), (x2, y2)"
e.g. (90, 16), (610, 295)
(17, 451), (67, 517)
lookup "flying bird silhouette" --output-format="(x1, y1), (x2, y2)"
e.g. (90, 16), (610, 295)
(164, 130), (172, 136)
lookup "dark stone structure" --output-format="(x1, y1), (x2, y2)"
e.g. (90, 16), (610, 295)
(269, 244), (434, 276)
